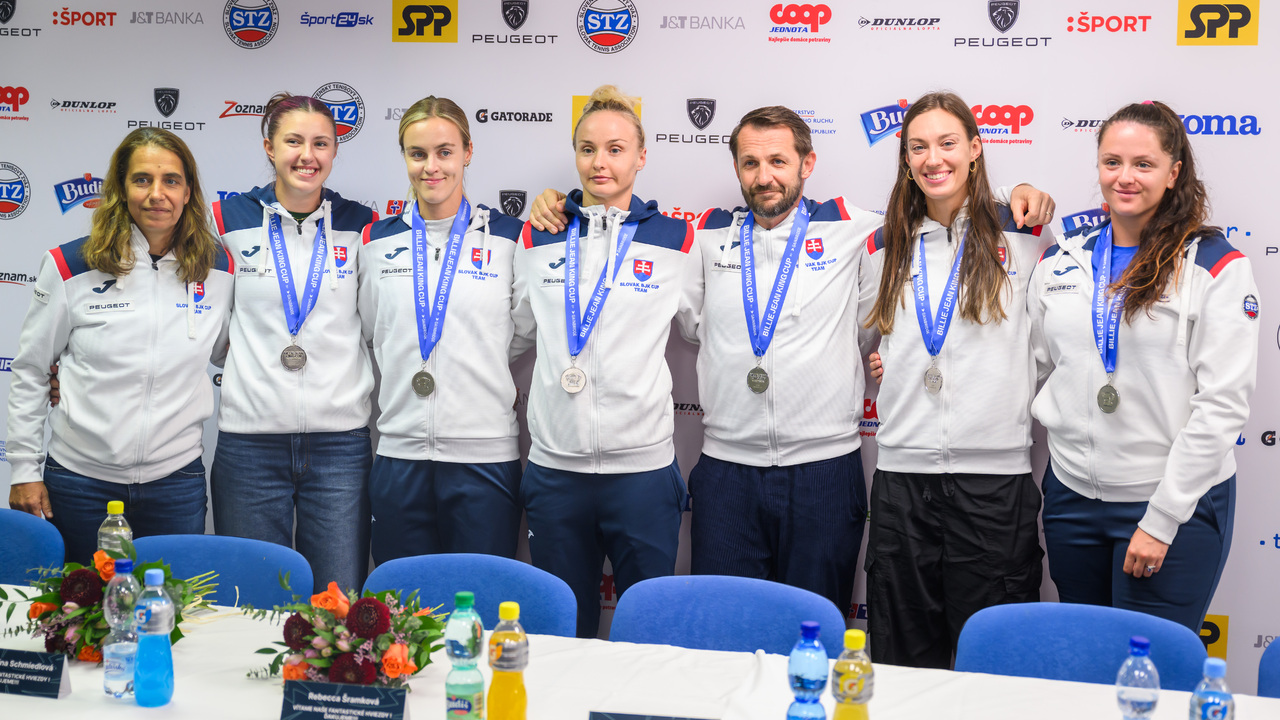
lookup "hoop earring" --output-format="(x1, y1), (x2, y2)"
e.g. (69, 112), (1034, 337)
(969, 160), (977, 173)
(905, 168), (914, 181)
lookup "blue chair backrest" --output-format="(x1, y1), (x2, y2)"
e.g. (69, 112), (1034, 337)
(1259, 638), (1280, 698)
(0, 509), (65, 585)
(363, 554), (576, 637)
(954, 602), (1208, 691)
(609, 575), (847, 657)
(132, 534), (313, 609)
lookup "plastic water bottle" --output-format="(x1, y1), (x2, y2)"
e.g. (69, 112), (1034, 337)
(97, 500), (132, 555)
(102, 558), (141, 698)
(832, 629), (872, 720)
(133, 569), (174, 707)
(1116, 636), (1160, 720)
(1189, 658), (1234, 719)
(787, 621), (828, 720)
(487, 601), (527, 720)
(444, 591), (485, 720)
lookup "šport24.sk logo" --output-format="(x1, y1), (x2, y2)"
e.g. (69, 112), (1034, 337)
(223, 0), (279, 49)
(314, 82), (365, 143)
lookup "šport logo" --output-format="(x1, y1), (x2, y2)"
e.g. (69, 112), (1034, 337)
(0, 162), (31, 219)
(769, 3), (831, 43)
(1066, 11), (1151, 34)
(51, 8), (117, 26)
(54, 173), (103, 214)
(313, 82), (365, 143)
(577, 0), (638, 54)
(860, 99), (910, 147)
(1178, 1), (1257, 46)
(223, 0), (279, 49)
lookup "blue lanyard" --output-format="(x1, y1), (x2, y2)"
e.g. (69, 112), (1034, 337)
(912, 228), (967, 357)
(1092, 224), (1125, 375)
(564, 214), (638, 359)
(411, 197), (470, 364)
(739, 201), (810, 359)
(267, 212), (327, 337)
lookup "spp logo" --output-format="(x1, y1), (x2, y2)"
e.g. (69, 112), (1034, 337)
(223, 0), (279, 49)
(1178, 1), (1257, 46)
(805, 237), (824, 260)
(770, 3), (832, 33)
(393, 0), (457, 42)
(973, 104), (1034, 134)
(54, 174), (103, 214)
(1200, 614), (1229, 659)
(0, 85), (29, 111)
(334, 246), (348, 268)
(1, 162), (32, 219)
(633, 259), (653, 282)
(577, 0), (638, 54)
(313, 82), (365, 143)
(860, 99), (910, 146)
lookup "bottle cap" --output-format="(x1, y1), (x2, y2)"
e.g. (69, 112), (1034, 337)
(800, 621), (820, 639)
(499, 601), (520, 621)
(144, 569), (164, 586)
(1204, 657), (1227, 678)
(107, 501), (124, 515)
(1129, 636), (1150, 655)
(454, 591), (475, 609)
(114, 558), (133, 574)
(845, 629), (866, 651)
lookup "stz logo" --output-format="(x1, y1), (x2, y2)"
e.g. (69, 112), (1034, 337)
(687, 98), (716, 130)
(989, 0), (1019, 33)
(499, 190), (526, 217)
(578, 0), (638, 54)
(313, 82), (365, 143)
(502, 0), (527, 31)
(0, 162), (31, 219)
(394, 0), (457, 42)
(1179, 1), (1257, 45)
(223, 0), (278, 49)
(154, 87), (179, 118)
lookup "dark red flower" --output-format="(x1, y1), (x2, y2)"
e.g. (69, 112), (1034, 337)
(346, 597), (390, 639)
(283, 613), (312, 651)
(59, 568), (104, 607)
(44, 633), (68, 655)
(327, 654), (377, 685)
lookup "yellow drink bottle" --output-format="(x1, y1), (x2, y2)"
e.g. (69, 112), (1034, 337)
(487, 601), (527, 720)
(832, 629), (873, 720)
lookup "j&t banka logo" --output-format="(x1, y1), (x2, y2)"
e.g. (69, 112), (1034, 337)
(0, 162), (31, 220)
(54, 173), (103, 214)
(861, 99), (910, 146)
(223, 0), (279, 49)
(313, 82), (365, 143)
(578, 0), (638, 54)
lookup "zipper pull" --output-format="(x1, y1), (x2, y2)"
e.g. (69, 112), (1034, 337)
(435, 247), (441, 261)
(152, 260), (159, 270)
(947, 227), (952, 244)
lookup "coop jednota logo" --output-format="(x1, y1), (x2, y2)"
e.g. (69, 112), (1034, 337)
(1178, 1), (1257, 45)
(393, 0), (457, 42)
(223, 0), (279, 49)
(0, 162), (31, 220)
(314, 82), (365, 143)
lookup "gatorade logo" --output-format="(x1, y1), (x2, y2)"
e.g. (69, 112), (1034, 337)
(134, 606), (151, 625)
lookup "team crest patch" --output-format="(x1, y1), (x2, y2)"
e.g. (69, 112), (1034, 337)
(633, 259), (653, 281)
(191, 282), (205, 302)
(805, 237), (824, 260)
(334, 246), (348, 268)
(997, 247), (1007, 264)
(472, 247), (490, 269)
(1243, 294), (1259, 320)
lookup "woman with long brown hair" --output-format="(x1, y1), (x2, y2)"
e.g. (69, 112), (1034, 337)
(1029, 101), (1258, 632)
(6, 128), (233, 564)
(862, 91), (1052, 667)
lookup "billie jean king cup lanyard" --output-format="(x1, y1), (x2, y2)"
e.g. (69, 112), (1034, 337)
(409, 197), (471, 397)
(912, 227), (967, 394)
(1092, 223), (1125, 414)
(269, 212), (328, 371)
(561, 214), (638, 394)
(739, 201), (810, 394)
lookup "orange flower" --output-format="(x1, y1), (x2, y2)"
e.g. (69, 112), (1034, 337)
(77, 645), (103, 663)
(93, 550), (116, 582)
(381, 643), (417, 679)
(282, 661), (311, 681)
(412, 608), (431, 617)
(310, 582), (350, 620)
(28, 602), (58, 619)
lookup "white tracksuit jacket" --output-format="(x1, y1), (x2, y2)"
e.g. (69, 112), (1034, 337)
(1028, 221), (1259, 544)
(5, 228), (234, 485)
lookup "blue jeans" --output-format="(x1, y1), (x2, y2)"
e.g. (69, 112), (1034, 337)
(210, 429), (372, 594)
(42, 455), (208, 566)
(369, 456), (522, 566)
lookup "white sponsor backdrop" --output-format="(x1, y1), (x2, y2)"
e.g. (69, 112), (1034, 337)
(0, 0), (1275, 691)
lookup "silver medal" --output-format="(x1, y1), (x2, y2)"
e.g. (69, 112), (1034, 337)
(747, 366), (770, 394)
(281, 344), (307, 371)
(1097, 383), (1119, 414)
(561, 366), (586, 394)
(412, 370), (435, 397)
(924, 365), (943, 394)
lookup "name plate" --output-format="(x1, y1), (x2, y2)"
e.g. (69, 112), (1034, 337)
(589, 714), (714, 720)
(0, 648), (71, 699)
(282, 680), (409, 720)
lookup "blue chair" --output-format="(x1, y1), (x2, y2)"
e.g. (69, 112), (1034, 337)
(1259, 639), (1280, 698)
(954, 602), (1208, 691)
(132, 534), (312, 609)
(609, 575), (847, 658)
(363, 554), (576, 637)
(0, 509), (65, 585)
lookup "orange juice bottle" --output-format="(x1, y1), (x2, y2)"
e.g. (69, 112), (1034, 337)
(487, 601), (527, 720)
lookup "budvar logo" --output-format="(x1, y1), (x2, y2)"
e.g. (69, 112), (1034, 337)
(860, 99), (910, 146)
(1061, 207), (1108, 234)
(0, 162), (31, 220)
(1067, 11), (1151, 33)
(223, 0), (279, 49)
(0, 357), (11, 372)
(51, 8), (117, 26)
(394, 0), (457, 42)
(1180, 113), (1261, 136)
(220, 101), (265, 119)
(1178, 0), (1257, 46)
(1, 85), (29, 111)
(54, 173), (103, 214)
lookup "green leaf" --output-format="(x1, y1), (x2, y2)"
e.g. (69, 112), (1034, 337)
(0, 586), (8, 601)
(5, 604), (15, 623)
(278, 571), (292, 592)
(255, 647), (280, 654)
(307, 657), (332, 669)
(269, 653), (285, 675)
(121, 537), (137, 562)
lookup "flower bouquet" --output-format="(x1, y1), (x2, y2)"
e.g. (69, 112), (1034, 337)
(0, 542), (216, 663)
(247, 582), (445, 688)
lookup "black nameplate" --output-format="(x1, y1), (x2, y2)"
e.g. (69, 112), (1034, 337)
(0, 648), (70, 699)
(589, 713), (714, 720)
(281, 679), (409, 720)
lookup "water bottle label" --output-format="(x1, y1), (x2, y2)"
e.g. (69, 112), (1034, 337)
(1198, 694), (1231, 720)
(446, 692), (483, 718)
(838, 673), (865, 696)
(134, 606), (151, 625)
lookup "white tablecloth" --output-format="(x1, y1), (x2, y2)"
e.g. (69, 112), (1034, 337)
(2, 594), (1278, 719)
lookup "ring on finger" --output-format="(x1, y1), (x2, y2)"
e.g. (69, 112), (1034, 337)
(1144, 564), (1156, 574)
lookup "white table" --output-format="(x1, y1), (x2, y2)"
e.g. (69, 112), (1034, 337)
(2, 597), (1278, 719)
